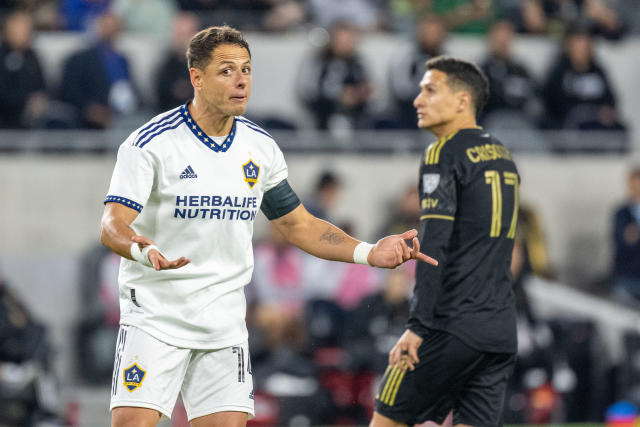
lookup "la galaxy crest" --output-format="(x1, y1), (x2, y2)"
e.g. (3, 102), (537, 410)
(242, 159), (260, 189)
(123, 363), (146, 392)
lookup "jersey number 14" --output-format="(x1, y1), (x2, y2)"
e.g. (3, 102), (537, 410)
(485, 170), (519, 239)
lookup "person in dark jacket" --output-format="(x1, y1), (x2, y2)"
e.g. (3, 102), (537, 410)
(542, 27), (624, 131)
(612, 168), (640, 304)
(297, 20), (372, 130)
(60, 11), (140, 129)
(0, 10), (49, 129)
(155, 12), (200, 112)
(481, 20), (539, 126)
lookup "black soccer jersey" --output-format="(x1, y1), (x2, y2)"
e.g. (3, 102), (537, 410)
(409, 128), (519, 353)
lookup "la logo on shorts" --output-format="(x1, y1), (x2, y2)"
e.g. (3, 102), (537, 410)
(242, 159), (260, 189)
(123, 363), (146, 392)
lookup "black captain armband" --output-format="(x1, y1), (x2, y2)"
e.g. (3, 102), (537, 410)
(260, 179), (301, 220)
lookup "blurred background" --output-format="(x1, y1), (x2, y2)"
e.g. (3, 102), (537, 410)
(1, 0), (640, 425)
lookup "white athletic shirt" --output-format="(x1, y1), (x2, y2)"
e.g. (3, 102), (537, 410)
(105, 103), (288, 349)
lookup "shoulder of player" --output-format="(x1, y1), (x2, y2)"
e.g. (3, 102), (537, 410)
(235, 116), (277, 143)
(428, 129), (511, 164)
(423, 130), (465, 166)
(126, 106), (185, 150)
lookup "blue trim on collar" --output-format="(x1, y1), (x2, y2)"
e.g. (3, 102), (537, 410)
(181, 103), (236, 153)
(104, 195), (143, 213)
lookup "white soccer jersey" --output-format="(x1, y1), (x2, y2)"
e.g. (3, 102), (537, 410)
(105, 103), (288, 349)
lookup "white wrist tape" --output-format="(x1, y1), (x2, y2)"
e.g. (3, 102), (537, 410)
(353, 242), (374, 265)
(130, 243), (161, 267)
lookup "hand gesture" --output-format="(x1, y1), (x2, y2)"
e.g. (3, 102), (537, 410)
(389, 329), (423, 371)
(131, 235), (190, 271)
(368, 229), (438, 269)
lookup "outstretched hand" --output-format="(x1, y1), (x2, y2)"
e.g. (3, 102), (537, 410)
(367, 229), (437, 269)
(131, 235), (190, 271)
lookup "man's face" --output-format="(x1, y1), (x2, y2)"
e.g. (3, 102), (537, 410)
(194, 43), (251, 117)
(413, 69), (462, 130)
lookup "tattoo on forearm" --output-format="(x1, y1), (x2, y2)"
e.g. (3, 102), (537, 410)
(320, 227), (345, 245)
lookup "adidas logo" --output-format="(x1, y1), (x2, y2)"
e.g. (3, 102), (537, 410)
(180, 165), (197, 179)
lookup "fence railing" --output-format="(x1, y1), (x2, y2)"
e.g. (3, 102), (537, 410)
(0, 129), (629, 154)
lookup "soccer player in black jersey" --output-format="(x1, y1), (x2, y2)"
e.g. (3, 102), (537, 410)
(370, 56), (519, 427)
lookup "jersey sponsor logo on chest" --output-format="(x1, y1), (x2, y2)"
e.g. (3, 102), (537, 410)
(179, 165), (198, 179)
(174, 195), (259, 221)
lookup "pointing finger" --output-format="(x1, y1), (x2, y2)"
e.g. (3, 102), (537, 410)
(415, 252), (438, 266)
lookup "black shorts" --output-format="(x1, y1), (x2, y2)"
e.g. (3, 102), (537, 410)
(374, 329), (515, 427)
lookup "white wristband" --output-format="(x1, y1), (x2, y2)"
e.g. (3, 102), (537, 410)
(130, 243), (161, 267)
(353, 242), (374, 265)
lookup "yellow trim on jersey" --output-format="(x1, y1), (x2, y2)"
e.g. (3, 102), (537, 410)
(388, 369), (407, 406)
(380, 366), (400, 404)
(420, 214), (454, 221)
(424, 131), (459, 165)
(378, 365), (407, 406)
(375, 365), (393, 400)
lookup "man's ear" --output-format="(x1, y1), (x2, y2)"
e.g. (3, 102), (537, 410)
(457, 91), (472, 113)
(189, 67), (202, 90)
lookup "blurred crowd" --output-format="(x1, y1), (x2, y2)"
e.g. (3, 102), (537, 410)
(0, 0), (633, 151)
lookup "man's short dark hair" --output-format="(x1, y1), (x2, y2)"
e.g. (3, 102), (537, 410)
(425, 56), (489, 116)
(186, 25), (251, 71)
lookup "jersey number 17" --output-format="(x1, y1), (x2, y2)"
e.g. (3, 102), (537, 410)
(484, 170), (519, 239)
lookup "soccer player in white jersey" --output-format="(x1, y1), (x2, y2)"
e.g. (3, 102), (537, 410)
(100, 25), (437, 427)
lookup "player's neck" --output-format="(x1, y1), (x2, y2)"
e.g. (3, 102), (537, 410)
(188, 99), (234, 137)
(429, 115), (478, 140)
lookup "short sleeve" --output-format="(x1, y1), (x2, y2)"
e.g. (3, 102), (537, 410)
(263, 143), (288, 192)
(104, 144), (155, 213)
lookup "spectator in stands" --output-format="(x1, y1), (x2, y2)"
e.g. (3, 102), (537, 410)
(542, 27), (625, 131)
(0, 270), (63, 424)
(304, 170), (342, 222)
(387, 15), (446, 129)
(261, 0), (306, 32)
(0, 0), (61, 30)
(611, 167), (640, 305)
(512, 0), (624, 39)
(112, 0), (178, 40)
(308, 0), (381, 30)
(480, 20), (540, 129)
(60, 0), (111, 31)
(0, 10), (50, 129)
(155, 12), (200, 112)
(302, 222), (381, 310)
(297, 20), (372, 130)
(376, 184), (420, 239)
(345, 263), (414, 373)
(59, 12), (141, 129)
(249, 224), (307, 351)
(76, 243), (121, 383)
(401, 0), (496, 33)
(174, 0), (304, 31)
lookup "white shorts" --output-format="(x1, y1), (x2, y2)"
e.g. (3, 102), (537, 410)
(110, 325), (254, 421)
